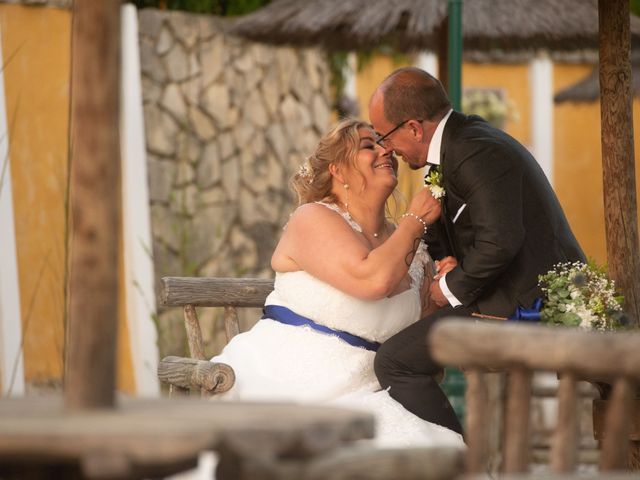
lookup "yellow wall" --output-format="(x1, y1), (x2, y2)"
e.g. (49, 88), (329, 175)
(554, 64), (640, 265)
(2, 4), (70, 384)
(462, 63), (530, 147)
(1, 4), (134, 393)
(554, 64), (606, 263)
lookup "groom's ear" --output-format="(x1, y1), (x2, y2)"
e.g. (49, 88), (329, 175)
(407, 119), (424, 141)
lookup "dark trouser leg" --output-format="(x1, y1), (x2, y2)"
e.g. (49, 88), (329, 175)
(374, 306), (474, 436)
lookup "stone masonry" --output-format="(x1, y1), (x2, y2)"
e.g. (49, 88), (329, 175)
(138, 9), (332, 356)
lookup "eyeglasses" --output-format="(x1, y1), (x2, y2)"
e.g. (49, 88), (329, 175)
(375, 119), (422, 148)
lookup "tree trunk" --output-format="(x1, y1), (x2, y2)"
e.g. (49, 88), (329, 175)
(598, 1), (640, 467)
(598, 0), (640, 327)
(65, 0), (122, 409)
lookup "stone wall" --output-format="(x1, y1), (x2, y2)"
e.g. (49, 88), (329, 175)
(138, 9), (332, 356)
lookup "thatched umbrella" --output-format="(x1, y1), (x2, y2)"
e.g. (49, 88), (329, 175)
(231, 0), (640, 52)
(555, 53), (640, 103)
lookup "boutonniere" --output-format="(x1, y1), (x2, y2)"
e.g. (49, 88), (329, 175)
(424, 167), (446, 199)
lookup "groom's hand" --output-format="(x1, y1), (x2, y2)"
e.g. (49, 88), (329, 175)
(429, 280), (449, 307)
(434, 256), (457, 280)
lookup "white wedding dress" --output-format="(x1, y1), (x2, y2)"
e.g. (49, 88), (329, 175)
(210, 203), (465, 449)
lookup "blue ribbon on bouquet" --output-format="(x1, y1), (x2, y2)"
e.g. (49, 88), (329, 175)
(508, 297), (543, 322)
(262, 305), (381, 352)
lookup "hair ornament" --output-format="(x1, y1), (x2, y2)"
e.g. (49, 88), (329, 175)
(298, 161), (314, 183)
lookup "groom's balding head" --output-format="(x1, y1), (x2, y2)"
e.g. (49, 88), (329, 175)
(371, 67), (451, 125)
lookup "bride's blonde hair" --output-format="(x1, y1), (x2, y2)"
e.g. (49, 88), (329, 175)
(291, 118), (371, 205)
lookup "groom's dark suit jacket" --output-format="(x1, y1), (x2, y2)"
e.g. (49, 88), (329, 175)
(425, 111), (586, 317)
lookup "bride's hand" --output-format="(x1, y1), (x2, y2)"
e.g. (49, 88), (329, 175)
(406, 187), (441, 226)
(434, 256), (458, 280)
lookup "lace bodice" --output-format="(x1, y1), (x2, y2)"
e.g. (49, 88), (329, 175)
(267, 202), (432, 343)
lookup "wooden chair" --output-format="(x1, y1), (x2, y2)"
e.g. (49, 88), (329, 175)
(430, 318), (640, 477)
(157, 276), (274, 396)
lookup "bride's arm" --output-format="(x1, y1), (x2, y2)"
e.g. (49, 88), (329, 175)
(272, 196), (440, 301)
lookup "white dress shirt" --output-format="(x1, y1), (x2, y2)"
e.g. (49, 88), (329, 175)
(423, 109), (462, 308)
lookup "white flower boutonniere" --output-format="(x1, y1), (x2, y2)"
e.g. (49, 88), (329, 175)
(424, 168), (446, 199)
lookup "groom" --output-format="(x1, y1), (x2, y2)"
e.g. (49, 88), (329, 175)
(369, 67), (586, 435)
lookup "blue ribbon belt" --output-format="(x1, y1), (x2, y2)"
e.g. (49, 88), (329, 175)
(262, 305), (381, 352)
(508, 297), (543, 322)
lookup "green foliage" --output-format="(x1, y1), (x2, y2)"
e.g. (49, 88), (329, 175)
(132, 0), (270, 16)
(632, 0), (640, 16)
(328, 51), (349, 105)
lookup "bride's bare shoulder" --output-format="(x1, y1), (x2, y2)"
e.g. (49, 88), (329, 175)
(288, 202), (342, 226)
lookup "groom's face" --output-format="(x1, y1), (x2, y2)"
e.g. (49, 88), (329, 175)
(369, 94), (429, 170)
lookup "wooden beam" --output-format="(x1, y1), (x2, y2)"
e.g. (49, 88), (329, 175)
(598, 0), (640, 326)
(161, 277), (274, 307)
(157, 356), (235, 393)
(430, 319), (640, 380)
(65, 0), (122, 409)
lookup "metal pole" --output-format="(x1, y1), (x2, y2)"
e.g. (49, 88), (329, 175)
(441, 0), (466, 431)
(447, 0), (463, 110)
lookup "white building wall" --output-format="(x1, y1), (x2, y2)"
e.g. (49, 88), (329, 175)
(0, 30), (25, 397)
(121, 4), (160, 396)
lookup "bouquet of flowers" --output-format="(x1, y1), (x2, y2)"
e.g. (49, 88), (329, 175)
(538, 261), (628, 331)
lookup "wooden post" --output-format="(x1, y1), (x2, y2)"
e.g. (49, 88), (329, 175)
(465, 369), (489, 474)
(550, 373), (579, 472)
(65, 0), (122, 409)
(503, 368), (532, 473)
(598, 0), (640, 327)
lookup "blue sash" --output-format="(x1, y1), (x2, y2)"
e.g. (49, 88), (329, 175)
(262, 305), (381, 352)
(509, 297), (543, 322)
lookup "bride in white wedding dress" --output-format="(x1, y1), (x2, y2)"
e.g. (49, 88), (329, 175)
(210, 119), (464, 450)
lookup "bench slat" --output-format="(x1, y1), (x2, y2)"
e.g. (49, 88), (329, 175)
(430, 319), (640, 380)
(161, 277), (274, 307)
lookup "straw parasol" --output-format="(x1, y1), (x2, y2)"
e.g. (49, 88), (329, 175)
(231, 0), (640, 52)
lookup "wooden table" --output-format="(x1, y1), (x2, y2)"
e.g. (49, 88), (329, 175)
(0, 396), (374, 479)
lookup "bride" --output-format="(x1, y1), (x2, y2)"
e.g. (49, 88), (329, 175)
(211, 118), (464, 448)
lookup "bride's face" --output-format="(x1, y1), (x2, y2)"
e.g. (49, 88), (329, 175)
(345, 127), (398, 194)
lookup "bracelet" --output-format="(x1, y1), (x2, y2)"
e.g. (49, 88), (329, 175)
(401, 212), (428, 236)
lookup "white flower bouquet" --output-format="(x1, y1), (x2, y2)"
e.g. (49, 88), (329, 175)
(538, 261), (628, 331)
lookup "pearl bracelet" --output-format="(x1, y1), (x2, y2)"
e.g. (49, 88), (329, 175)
(401, 212), (428, 236)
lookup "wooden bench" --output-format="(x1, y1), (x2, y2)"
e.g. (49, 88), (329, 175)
(156, 276), (466, 480)
(157, 277), (274, 396)
(430, 318), (640, 477)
